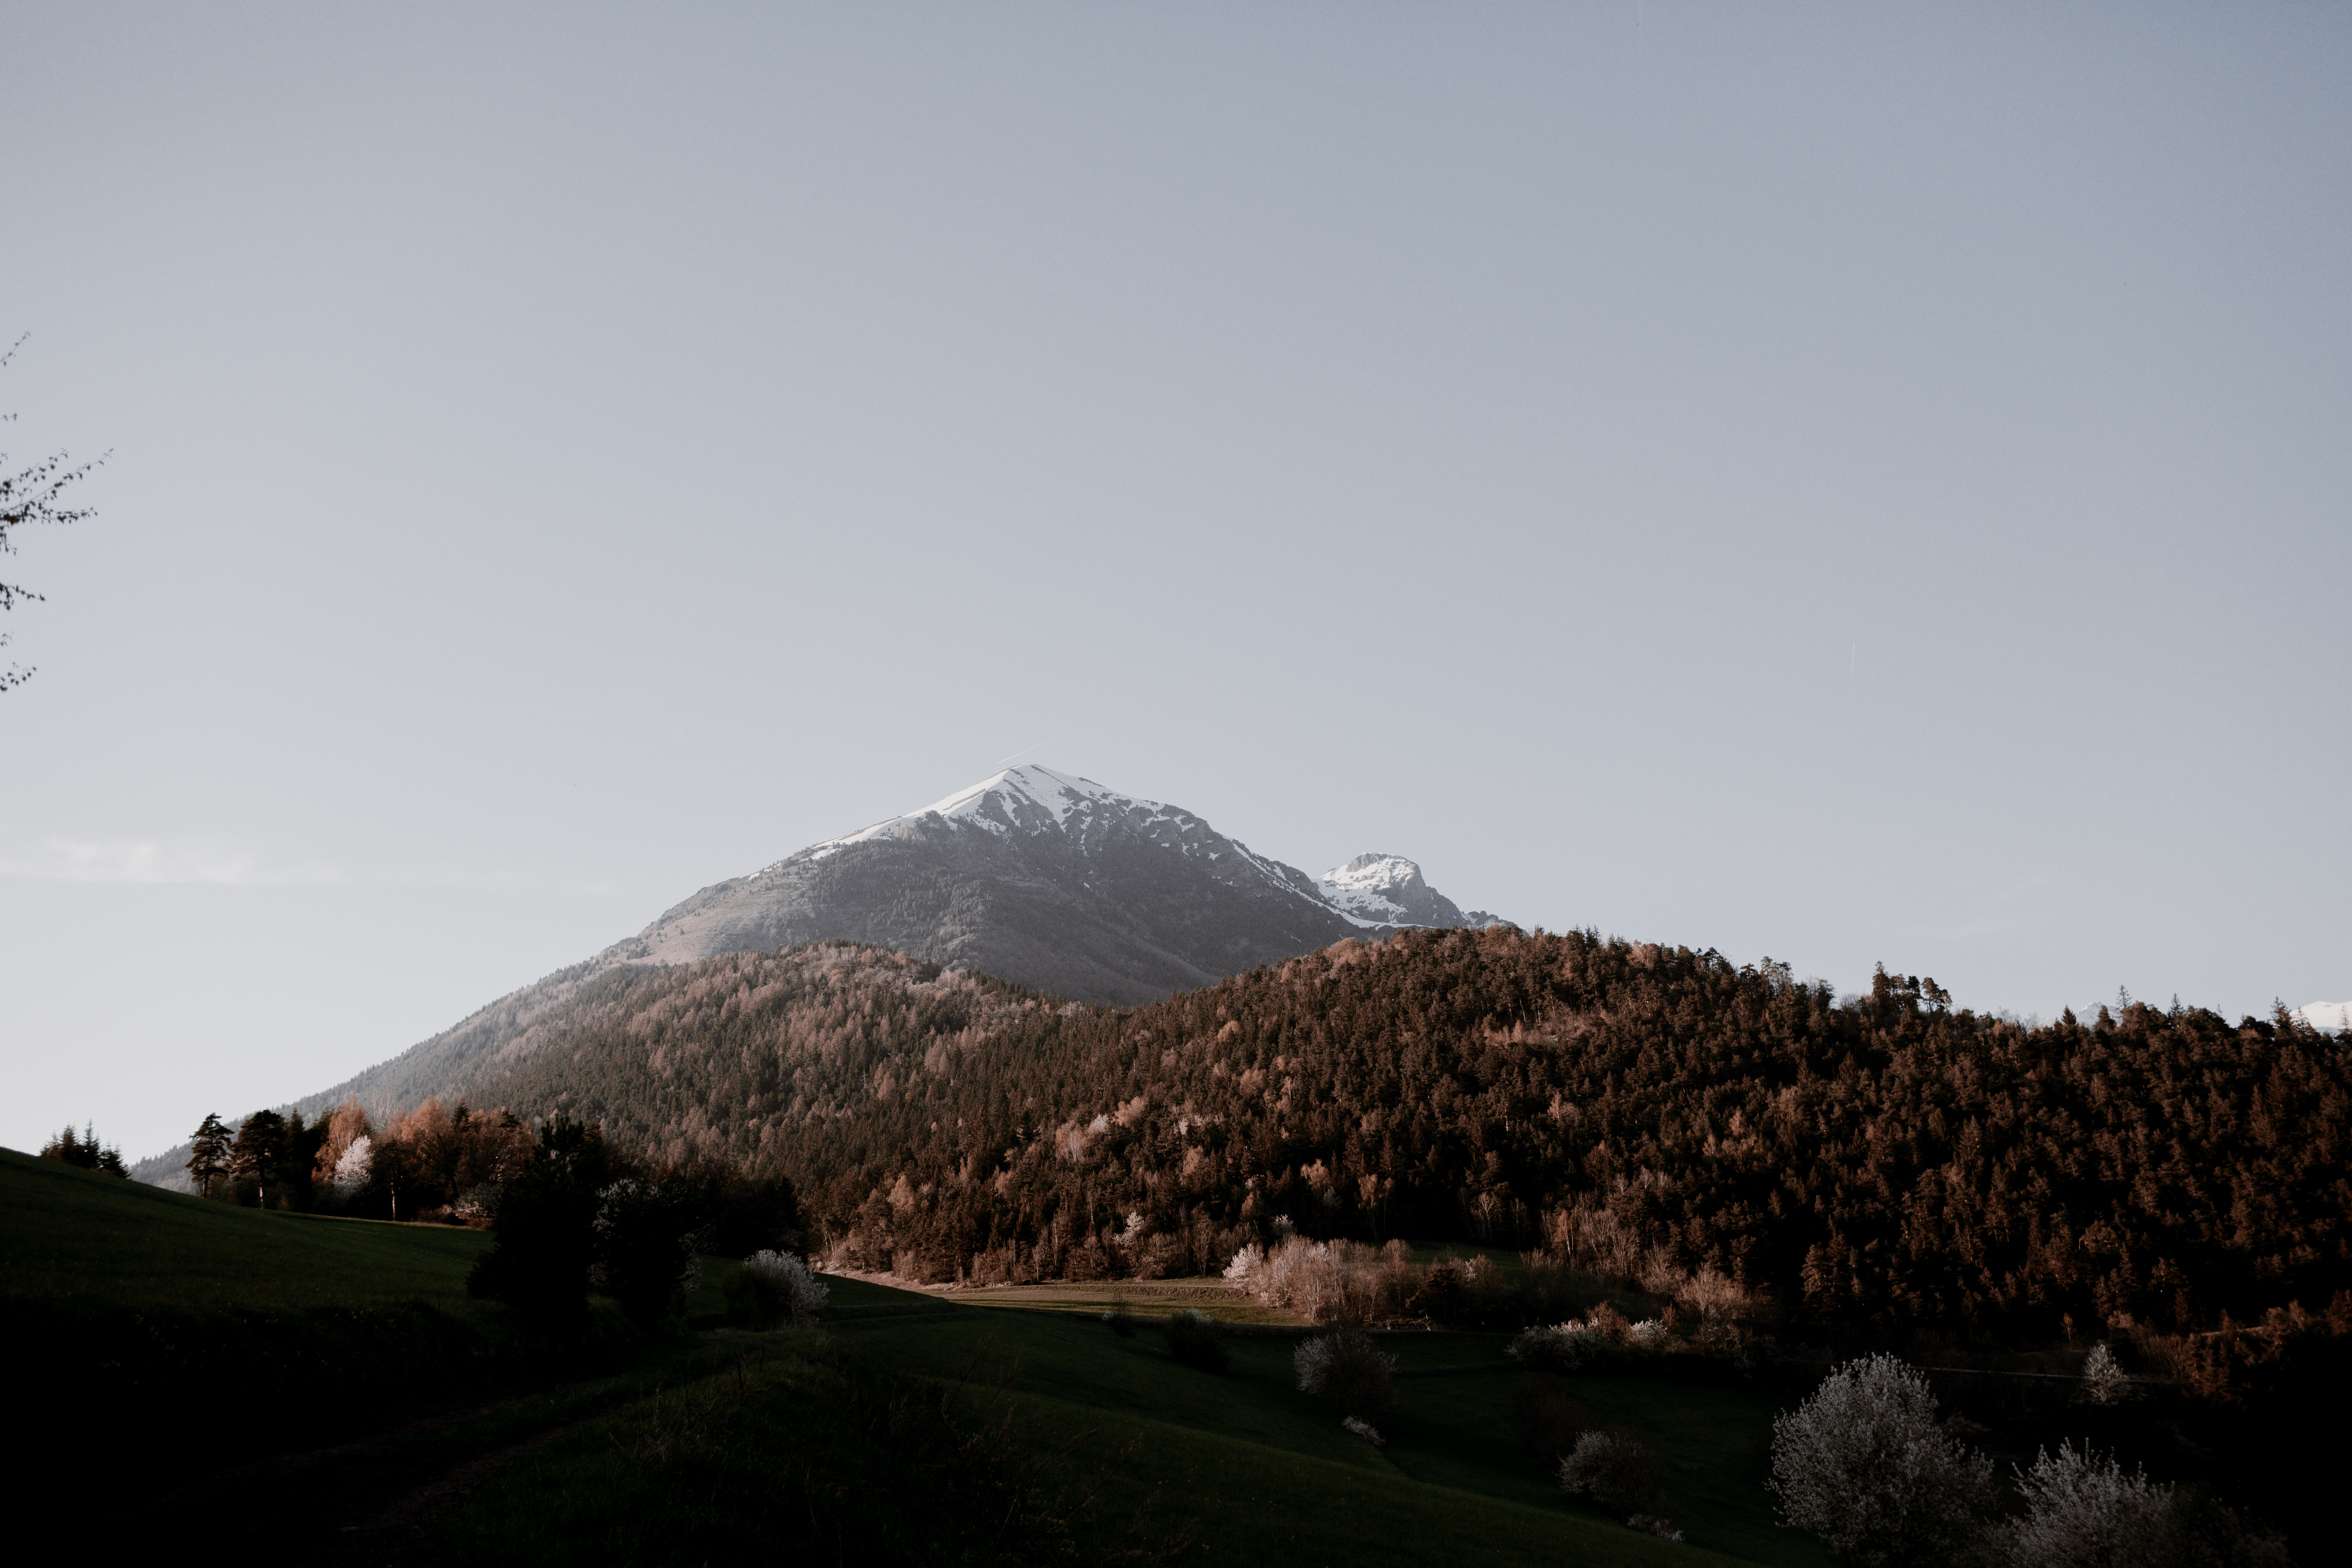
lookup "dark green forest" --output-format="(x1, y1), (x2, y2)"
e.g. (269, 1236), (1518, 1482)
(405, 929), (2349, 1373)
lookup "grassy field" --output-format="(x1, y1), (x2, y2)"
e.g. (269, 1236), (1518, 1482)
(839, 1241), (1668, 1329)
(5, 1151), (1823, 1564)
(826, 1279), (1824, 1568)
(431, 1275), (1829, 1567)
(898, 1274), (1310, 1324)
(0, 1144), (495, 1312)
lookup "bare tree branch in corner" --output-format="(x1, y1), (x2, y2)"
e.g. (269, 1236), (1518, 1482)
(0, 334), (108, 691)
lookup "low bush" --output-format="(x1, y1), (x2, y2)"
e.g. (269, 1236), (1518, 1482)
(723, 1251), (829, 1329)
(1164, 1309), (1228, 1372)
(1996, 1441), (2289, 1568)
(1294, 1326), (1396, 1424)
(1557, 1429), (1666, 1522)
(1508, 1321), (1610, 1374)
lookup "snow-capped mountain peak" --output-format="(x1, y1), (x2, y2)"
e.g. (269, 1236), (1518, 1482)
(617, 764), (1507, 1003)
(923, 765), (1142, 829)
(802, 765), (1161, 859)
(1317, 853), (1431, 923)
(1316, 851), (1502, 930)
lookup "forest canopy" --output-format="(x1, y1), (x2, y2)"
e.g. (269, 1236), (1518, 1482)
(427, 928), (2347, 1347)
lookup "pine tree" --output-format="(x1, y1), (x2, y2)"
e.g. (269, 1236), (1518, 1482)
(40, 1122), (127, 1177)
(187, 1113), (232, 1198)
(229, 1109), (286, 1209)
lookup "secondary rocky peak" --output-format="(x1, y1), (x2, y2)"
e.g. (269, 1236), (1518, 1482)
(1317, 851), (1478, 929)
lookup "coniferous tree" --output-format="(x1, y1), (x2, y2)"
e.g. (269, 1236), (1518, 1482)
(229, 1109), (287, 1209)
(276, 1110), (323, 1210)
(39, 1122), (126, 1176)
(187, 1113), (232, 1198)
(468, 1115), (612, 1325)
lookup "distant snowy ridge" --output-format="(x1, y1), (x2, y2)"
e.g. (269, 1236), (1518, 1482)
(2296, 1000), (2350, 1034)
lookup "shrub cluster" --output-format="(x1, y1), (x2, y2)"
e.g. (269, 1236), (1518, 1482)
(460, 1115), (806, 1328)
(1559, 1430), (1672, 1533)
(1770, 1354), (2291, 1568)
(1294, 1327), (1396, 1424)
(724, 1250), (830, 1329)
(1164, 1309), (1228, 1373)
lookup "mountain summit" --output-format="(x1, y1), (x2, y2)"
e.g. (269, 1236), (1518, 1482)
(601, 764), (1501, 1005)
(110, 764), (1511, 1174)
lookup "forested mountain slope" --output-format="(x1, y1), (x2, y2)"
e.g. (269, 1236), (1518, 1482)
(441, 927), (2350, 1343)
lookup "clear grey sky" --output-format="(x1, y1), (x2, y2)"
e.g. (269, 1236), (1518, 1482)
(3, 3), (2345, 1160)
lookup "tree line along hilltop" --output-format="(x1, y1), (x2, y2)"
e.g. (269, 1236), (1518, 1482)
(252, 926), (2347, 1374)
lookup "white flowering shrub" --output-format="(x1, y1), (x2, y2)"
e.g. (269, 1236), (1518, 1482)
(1768, 1353), (1995, 1567)
(452, 1183), (501, 1225)
(328, 1134), (373, 1198)
(1342, 1415), (1385, 1447)
(1227, 1235), (1411, 1321)
(1294, 1334), (1333, 1392)
(726, 1249), (830, 1327)
(1626, 1318), (1669, 1351)
(1508, 1321), (1609, 1373)
(1996, 1441), (2172, 1568)
(1625, 1514), (1684, 1542)
(2080, 1342), (2131, 1406)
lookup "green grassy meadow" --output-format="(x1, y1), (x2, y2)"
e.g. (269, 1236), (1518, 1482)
(825, 1280), (1824, 1568)
(0, 1144), (494, 1312)
(5, 1149), (1824, 1565)
(428, 1274), (1828, 1567)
